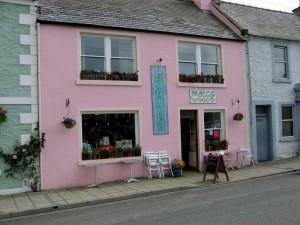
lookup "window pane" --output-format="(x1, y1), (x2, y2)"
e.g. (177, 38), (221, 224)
(282, 121), (293, 137)
(111, 38), (133, 58)
(81, 57), (105, 71)
(274, 46), (286, 61)
(201, 64), (218, 75)
(204, 112), (221, 129)
(179, 43), (196, 61)
(111, 58), (133, 73)
(282, 106), (293, 120)
(179, 62), (197, 75)
(81, 36), (104, 56)
(201, 46), (218, 63)
(275, 62), (287, 78)
(82, 113), (136, 149)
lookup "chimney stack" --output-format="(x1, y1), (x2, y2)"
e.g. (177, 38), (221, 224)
(292, 0), (300, 15)
(194, 0), (212, 11)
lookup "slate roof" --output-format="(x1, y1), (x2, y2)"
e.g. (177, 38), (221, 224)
(37, 0), (241, 40)
(218, 2), (300, 42)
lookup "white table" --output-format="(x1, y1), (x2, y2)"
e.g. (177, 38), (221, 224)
(121, 159), (141, 183)
(84, 163), (106, 187)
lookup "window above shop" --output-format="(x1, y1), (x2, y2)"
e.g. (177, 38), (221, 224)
(80, 111), (141, 161)
(78, 33), (140, 86)
(178, 42), (224, 86)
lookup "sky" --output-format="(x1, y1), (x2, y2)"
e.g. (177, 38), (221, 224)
(222, 0), (299, 13)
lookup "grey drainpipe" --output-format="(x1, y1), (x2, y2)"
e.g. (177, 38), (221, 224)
(244, 35), (255, 161)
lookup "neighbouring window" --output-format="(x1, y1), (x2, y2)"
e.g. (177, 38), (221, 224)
(81, 112), (141, 160)
(178, 42), (222, 79)
(204, 111), (227, 151)
(273, 44), (290, 82)
(281, 105), (295, 138)
(80, 34), (138, 81)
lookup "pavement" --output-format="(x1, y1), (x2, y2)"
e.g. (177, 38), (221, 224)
(0, 156), (300, 220)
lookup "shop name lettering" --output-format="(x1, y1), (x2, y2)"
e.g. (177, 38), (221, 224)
(155, 72), (166, 130)
(190, 90), (216, 104)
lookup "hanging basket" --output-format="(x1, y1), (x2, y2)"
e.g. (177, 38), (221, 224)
(233, 113), (244, 121)
(61, 117), (76, 129)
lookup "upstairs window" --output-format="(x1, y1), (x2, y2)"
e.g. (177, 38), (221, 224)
(178, 42), (222, 84)
(80, 34), (137, 81)
(274, 46), (288, 79)
(272, 43), (290, 83)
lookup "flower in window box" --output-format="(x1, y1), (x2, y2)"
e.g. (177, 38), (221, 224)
(82, 147), (89, 160)
(0, 107), (8, 123)
(220, 139), (229, 150)
(61, 117), (76, 129)
(100, 150), (110, 159)
(233, 113), (244, 121)
(116, 148), (123, 158)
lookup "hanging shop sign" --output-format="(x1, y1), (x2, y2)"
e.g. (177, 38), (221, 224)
(190, 89), (216, 104)
(151, 65), (169, 135)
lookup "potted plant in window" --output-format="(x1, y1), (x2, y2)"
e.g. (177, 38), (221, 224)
(0, 107), (7, 123)
(61, 117), (76, 129)
(133, 145), (142, 156)
(171, 159), (185, 177)
(220, 139), (229, 150)
(233, 113), (244, 121)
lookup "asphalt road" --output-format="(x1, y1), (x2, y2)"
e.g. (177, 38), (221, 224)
(1, 172), (300, 225)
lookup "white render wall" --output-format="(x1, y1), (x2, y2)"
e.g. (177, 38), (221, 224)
(248, 36), (300, 159)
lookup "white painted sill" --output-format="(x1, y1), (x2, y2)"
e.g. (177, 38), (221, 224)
(78, 156), (143, 166)
(177, 82), (227, 88)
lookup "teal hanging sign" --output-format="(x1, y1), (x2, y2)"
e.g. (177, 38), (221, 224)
(151, 66), (169, 135)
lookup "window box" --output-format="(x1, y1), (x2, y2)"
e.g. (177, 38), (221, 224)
(179, 74), (224, 84)
(80, 70), (138, 81)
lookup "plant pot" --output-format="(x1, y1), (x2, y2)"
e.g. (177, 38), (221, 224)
(172, 168), (182, 177)
(63, 122), (75, 129)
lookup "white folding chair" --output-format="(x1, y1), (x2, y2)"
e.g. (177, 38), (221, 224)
(239, 146), (255, 167)
(218, 150), (234, 171)
(159, 151), (173, 178)
(144, 152), (161, 179)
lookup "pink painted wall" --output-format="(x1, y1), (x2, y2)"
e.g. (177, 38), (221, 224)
(39, 24), (248, 190)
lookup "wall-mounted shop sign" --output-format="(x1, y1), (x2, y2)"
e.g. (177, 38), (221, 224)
(151, 65), (169, 135)
(190, 89), (216, 104)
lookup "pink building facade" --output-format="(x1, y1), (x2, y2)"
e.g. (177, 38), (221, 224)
(39, 25), (248, 189)
(38, 0), (248, 190)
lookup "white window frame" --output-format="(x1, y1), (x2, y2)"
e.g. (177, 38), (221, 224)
(77, 30), (140, 86)
(178, 41), (222, 76)
(78, 108), (142, 165)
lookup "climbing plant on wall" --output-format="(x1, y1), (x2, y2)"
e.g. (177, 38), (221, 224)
(0, 125), (45, 192)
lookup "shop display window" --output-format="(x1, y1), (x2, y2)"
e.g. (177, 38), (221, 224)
(81, 112), (141, 160)
(204, 111), (228, 151)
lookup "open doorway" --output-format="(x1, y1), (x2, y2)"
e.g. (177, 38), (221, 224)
(180, 110), (198, 170)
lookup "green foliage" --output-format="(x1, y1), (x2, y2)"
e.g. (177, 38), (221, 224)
(0, 126), (45, 192)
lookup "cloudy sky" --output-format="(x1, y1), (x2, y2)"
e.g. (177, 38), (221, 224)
(222, 0), (299, 12)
